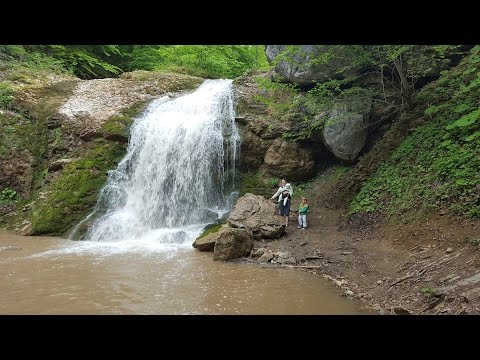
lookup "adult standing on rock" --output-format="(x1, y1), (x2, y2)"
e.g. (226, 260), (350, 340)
(270, 178), (293, 227)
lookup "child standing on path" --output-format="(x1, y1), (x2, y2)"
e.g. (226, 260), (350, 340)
(298, 197), (309, 230)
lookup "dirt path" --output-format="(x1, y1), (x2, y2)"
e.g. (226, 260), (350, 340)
(253, 198), (480, 315)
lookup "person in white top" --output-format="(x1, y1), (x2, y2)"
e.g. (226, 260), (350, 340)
(270, 178), (293, 227)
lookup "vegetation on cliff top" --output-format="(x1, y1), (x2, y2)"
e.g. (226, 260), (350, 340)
(0, 45), (268, 80)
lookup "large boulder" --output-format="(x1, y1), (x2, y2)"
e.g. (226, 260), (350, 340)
(265, 45), (357, 86)
(227, 193), (285, 240)
(263, 138), (315, 181)
(321, 104), (369, 161)
(213, 227), (254, 261)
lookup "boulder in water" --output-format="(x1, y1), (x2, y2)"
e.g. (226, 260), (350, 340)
(213, 227), (254, 261)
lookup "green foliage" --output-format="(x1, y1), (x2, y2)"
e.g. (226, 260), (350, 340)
(0, 83), (14, 108)
(268, 177), (280, 188)
(0, 188), (17, 204)
(446, 109), (480, 129)
(421, 287), (435, 298)
(30, 140), (127, 235)
(239, 172), (277, 198)
(471, 238), (480, 246)
(1, 45), (268, 80)
(253, 77), (299, 117)
(0, 45), (66, 75)
(37, 45), (124, 79)
(123, 45), (269, 79)
(349, 48), (480, 219)
(294, 178), (317, 199)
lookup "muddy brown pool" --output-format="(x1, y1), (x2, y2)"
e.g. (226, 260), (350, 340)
(0, 230), (371, 314)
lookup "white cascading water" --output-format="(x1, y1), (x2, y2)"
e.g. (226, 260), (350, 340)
(74, 79), (240, 250)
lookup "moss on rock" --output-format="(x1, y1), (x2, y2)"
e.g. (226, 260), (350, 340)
(30, 139), (126, 235)
(196, 223), (223, 240)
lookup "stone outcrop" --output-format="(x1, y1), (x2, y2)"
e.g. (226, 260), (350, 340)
(57, 72), (202, 140)
(263, 138), (315, 181)
(265, 45), (357, 86)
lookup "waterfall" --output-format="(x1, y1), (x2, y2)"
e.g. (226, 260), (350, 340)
(75, 79), (240, 248)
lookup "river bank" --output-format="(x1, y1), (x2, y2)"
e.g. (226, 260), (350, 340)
(250, 186), (480, 315)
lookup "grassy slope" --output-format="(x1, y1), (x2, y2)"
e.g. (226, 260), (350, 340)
(348, 46), (480, 220)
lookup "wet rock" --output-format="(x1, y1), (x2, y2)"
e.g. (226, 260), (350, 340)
(258, 251), (274, 263)
(227, 193), (285, 240)
(273, 251), (297, 265)
(213, 228), (254, 261)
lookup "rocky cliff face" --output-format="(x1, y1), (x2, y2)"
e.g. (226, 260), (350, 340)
(265, 45), (359, 86)
(0, 71), (202, 235)
(233, 72), (318, 183)
(232, 72), (371, 186)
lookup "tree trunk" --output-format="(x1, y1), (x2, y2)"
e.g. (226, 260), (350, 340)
(393, 56), (410, 105)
